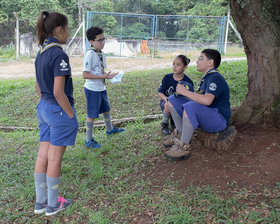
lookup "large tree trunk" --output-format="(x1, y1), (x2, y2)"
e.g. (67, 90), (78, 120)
(229, 0), (280, 128)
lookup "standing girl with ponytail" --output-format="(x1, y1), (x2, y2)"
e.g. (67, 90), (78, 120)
(34, 11), (78, 216)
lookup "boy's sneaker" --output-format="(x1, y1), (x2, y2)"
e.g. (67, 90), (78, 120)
(161, 122), (171, 135)
(85, 138), (102, 149)
(106, 126), (124, 136)
(45, 196), (72, 216)
(34, 201), (47, 214)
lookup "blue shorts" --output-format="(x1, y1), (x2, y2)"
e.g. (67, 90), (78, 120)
(183, 101), (227, 133)
(160, 99), (165, 112)
(84, 88), (110, 119)
(168, 95), (227, 133)
(168, 94), (190, 117)
(37, 99), (79, 146)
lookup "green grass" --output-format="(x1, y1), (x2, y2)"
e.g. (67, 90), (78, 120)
(223, 46), (246, 58)
(0, 46), (16, 60)
(0, 60), (248, 128)
(0, 46), (29, 62)
(1, 61), (279, 222)
(0, 122), (279, 223)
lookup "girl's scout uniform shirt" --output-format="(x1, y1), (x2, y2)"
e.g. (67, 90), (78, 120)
(197, 69), (231, 124)
(158, 73), (194, 97)
(35, 37), (74, 106)
(83, 47), (107, 92)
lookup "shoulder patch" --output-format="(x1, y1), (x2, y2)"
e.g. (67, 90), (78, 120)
(209, 82), (217, 91)
(60, 59), (69, 71)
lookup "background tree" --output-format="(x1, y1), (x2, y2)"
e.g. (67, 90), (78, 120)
(230, 0), (280, 128)
(0, 0), (77, 45)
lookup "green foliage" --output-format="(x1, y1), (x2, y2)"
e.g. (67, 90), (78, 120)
(0, 0), (78, 45)
(0, 8), (8, 23)
(0, 0), (241, 46)
(187, 0), (228, 17)
(0, 0), (62, 19)
(123, 22), (150, 38)
(152, 0), (177, 15)
(113, 0), (154, 14)
(87, 0), (115, 12)
(157, 31), (166, 38)
(91, 15), (119, 36)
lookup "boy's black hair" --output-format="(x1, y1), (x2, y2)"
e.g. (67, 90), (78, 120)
(201, 49), (221, 68)
(86, 26), (104, 41)
(177, 55), (191, 66)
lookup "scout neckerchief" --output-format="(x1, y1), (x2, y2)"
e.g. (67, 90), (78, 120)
(196, 68), (218, 94)
(89, 46), (105, 74)
(89, 45), (105, 84)
(40, 38), (62, 54)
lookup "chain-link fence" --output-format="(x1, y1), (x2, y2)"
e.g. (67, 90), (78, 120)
(0, 11), (227, 59)
(0, 13), (85, 59)
(0, 19), (16, 47)
(87, 12), (155, 58)
(87, 12), (227, 58)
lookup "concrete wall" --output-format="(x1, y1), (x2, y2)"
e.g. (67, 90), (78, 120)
(104, 39), (141, 57)
(19, 33), (84, 57)
(20, 33), (38, 57)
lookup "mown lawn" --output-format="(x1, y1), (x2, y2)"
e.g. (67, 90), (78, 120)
(1, 122), (280, 223)
(0, 60), (248, 128)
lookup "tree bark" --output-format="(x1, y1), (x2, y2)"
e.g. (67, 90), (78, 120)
(229, 0), (280, 128)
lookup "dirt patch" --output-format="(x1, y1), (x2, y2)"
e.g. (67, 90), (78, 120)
(0, 56), (246, 79)
(125, 124), (280, 223)
(0, 57), (173, 79)
(147, 124), (280, 192)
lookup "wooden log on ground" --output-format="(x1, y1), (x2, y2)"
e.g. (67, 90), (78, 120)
(1, 114), (162, 132)
(196, 126), (237, 155)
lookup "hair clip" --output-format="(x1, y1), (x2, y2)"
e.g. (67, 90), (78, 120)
(43, 11), (49, 18)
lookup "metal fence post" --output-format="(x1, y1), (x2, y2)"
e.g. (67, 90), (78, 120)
(153, 15), (158, 59)
(13, 12), (19, 60)
(82, 9), (86, 55)
(224, 8), (230, 54)
(120, 14), (123, 57)
(185, 15), (190, 55)
(221, 16), (227, 54)
(218, 17), (223, 53)
(85, 11), (90, 51)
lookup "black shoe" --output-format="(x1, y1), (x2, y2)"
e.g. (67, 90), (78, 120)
(161, 122), (171, 135)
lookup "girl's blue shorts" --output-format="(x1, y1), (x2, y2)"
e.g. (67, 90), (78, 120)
(84, 88), (110, 119)
(160, 99), (165, 112)
(37, 99), (79, 146)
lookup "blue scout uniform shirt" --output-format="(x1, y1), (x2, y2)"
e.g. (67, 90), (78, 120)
(158, 73), (194, 97)
(197, 69), (231, 124)
(35, 37), (74, 106)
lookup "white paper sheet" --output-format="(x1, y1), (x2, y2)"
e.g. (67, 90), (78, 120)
(109, 71), (124, 84)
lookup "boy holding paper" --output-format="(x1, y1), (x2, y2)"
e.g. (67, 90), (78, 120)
(83, 26), (124, 149)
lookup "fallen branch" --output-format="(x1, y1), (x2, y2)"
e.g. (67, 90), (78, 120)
(0, 114), (162, 132)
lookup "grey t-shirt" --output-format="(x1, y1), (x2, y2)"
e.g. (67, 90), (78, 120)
(83, 50), (107, 91)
